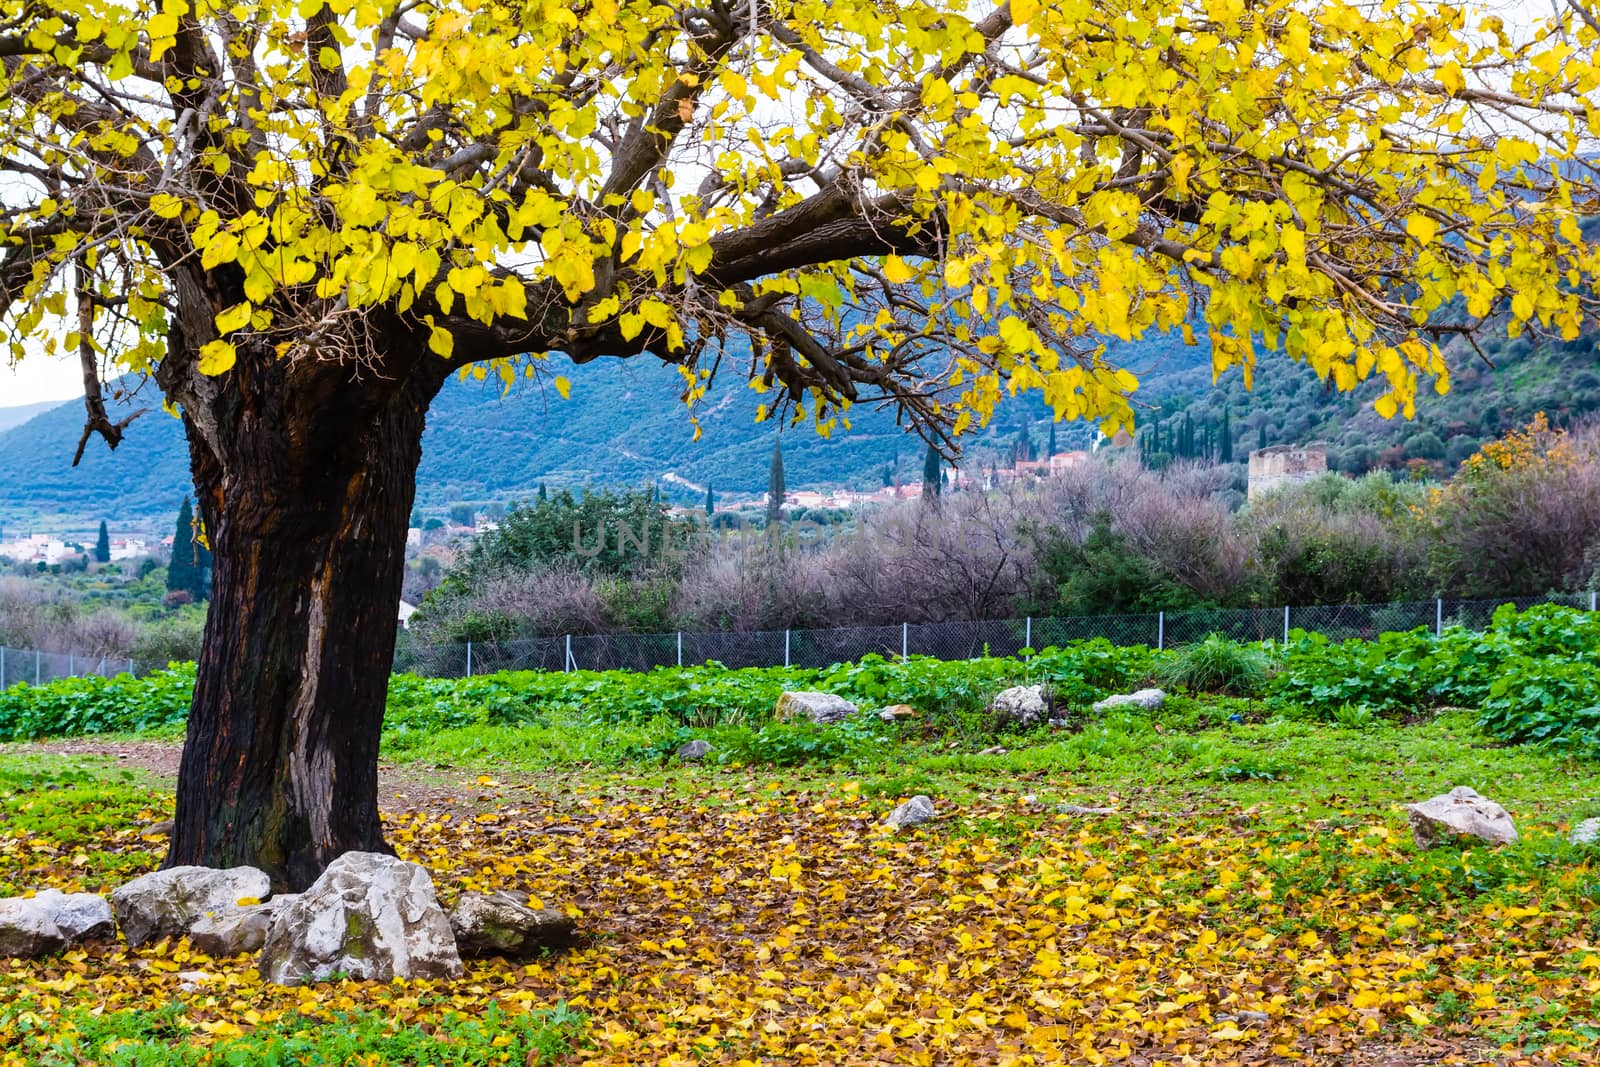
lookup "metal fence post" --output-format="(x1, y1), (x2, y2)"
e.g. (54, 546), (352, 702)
(465, 640), (472, 677)
(1591, 591), (1597, 612)
(564, 634), (573, 673)
(128, 657), (136, 677)
(35, 650), (41, 685)
(676, 631), (683, 667)
(1436, 598), (1443, 637)
(901, 622), (909, 662)
(1024, 616), (1032, 653)
(1, 646), (5, 686)
(1156, 612), (1164, 650)
(784, 629), (791, 668)
(1283, 605), (1290, 644)
(68, 653), (73, 676)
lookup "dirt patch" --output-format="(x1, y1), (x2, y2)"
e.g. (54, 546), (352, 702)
(0, 739), (575, 821)
(1, 738), (184, 778)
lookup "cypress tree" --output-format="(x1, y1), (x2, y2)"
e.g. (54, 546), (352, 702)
(167, 498), (196, 597)
(1047, 421), (1057, 458)
(537, 482), (548, 502)
(767, 440), (785, 526)
(94, 520), (110, 563)
(1258, 423), (1268, 451)
(1219, 405), (1234, 463)
(922, 442), (941, 500)
(705, 484), (714, 516)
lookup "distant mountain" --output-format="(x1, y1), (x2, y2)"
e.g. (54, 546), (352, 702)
(11, 314), (1583, 531)
(0, 400), (64, 434)
(1150, 326), (1600, 472)
(0, 352), (1097, 528)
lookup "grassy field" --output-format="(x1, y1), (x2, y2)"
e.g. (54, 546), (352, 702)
(3, 694), (1600, 1066)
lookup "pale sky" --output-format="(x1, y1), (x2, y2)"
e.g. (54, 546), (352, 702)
(0, 0), (1562, 409)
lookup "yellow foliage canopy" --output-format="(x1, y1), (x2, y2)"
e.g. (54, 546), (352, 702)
(1, 0), (1598, 441)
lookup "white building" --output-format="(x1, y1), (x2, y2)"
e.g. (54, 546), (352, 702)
(0, 534), (72, 565)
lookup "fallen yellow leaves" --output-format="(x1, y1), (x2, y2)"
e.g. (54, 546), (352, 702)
(3, 783), (1599, 1064)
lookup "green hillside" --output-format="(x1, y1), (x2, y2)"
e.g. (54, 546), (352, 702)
(6, 320), (1589, 531)
(0, 352), (1094, 527)
(1149, 328), (1600, 472)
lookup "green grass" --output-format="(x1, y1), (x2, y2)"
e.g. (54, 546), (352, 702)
(5, 694), (1600, 1056)
(2, 999), (586, 1067)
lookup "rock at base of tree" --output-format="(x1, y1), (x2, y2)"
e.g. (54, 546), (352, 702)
(258, 852), (462, 985)
(1571, 818), (1600, 846)
(0, 897), (68, 959)
(878, 704), (918, 722)
(190, 896), (299, 957)
(29, 890), (115, 942)
(885, 795), (937, 830)
(1091, 688), (1167, 713)
(676, 739), (713, 761)
(775, 691), (858, 725)
(449, 891), (579, 959)
(138, 820), (175, 839)
(991, 685), (1049, 727)
(111, 866), (273, 948)
(1406, 786), (1518, 849)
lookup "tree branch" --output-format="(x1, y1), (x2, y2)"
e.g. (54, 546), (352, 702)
(70, 262), (147, 466)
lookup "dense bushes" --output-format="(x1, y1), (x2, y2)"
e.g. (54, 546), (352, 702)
(0, 639), (1156, 743)
(0, 663), (194, 740)
(7, 606), (1600, 763)
(1268, 604), (1600, 747)
(407, 418), (1600, 641)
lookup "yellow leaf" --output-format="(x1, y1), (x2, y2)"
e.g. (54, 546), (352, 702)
(882, 256), (915, 284)
(1012, 0), (1041, 24)
(214, 303), (251, 334)
(198, 339), (237, 375)
(554, 376), (571, 399)
(428, 324), (454, 358)
(1406, 214), (1438, 246)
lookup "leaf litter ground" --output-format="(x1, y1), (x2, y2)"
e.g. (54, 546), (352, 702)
(2, 734), (1600, 1066)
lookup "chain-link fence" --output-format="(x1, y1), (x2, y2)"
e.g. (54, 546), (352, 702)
(0, 646), (136, 688)
(6, 592), (1596, 686)
(391, 590), (1600, 679)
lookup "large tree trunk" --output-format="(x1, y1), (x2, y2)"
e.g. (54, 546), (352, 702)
(166, 330), (447, 891)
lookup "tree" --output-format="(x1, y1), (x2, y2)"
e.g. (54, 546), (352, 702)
(537, 483), (548, 503)
(922, 442), (942, 501)
(165, 497), (205, 601)
(1219, 407), (1234, 465)
(705, 484), (715, 516)
(94, 521), (110, 564)
(1259, 425), (1270, 453)
(767, 441), (786, 527)
(3, 0), (1597, 888)
(448, 504), (476, 527)
(1047, 422), (1057, 460)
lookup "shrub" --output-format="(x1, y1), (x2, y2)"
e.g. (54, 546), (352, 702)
(1154, 634), (1273, 696)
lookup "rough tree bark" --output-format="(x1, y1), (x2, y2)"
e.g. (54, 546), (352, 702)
(164, 322), (450, 890)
